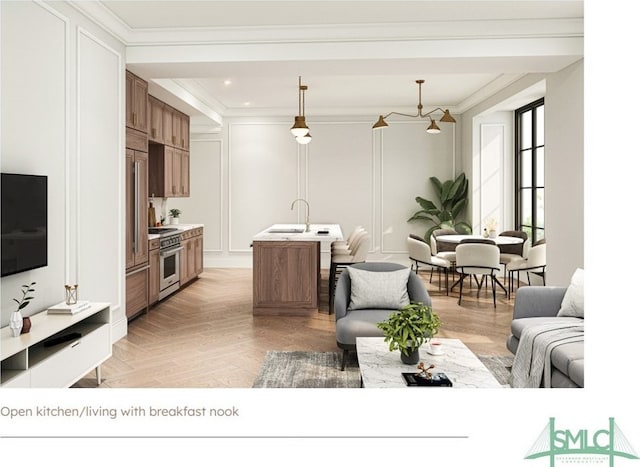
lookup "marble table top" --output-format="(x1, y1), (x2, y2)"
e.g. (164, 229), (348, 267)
(356, 337), (503, 388)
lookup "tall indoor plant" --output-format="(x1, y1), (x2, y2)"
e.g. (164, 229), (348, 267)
(408, 172), (472, 241)
(377, 302), (442, 364)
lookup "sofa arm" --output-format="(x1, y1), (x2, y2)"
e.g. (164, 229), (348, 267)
(513, 286), (567, 320)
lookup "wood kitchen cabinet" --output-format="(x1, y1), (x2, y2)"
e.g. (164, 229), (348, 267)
(180, 227), (203, 285)
(126, 71), (148, 132)
(125, 137), (149, 270)
(125, 73), (149, 320)
(147, 94), (190, 197)
(148, 238), (160, 305)
(148, 95), (164, 143)
(148, 143), (189, 197)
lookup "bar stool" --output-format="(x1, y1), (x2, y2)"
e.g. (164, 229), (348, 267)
(329, 232), (370, 313)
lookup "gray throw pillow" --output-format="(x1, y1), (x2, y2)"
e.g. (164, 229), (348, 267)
(558, 268), (584, 318)
(347, 266), (411, 310)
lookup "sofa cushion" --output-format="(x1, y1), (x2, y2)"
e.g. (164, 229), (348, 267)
(347, 266), (410, 310)
(558, 268), (584, 318)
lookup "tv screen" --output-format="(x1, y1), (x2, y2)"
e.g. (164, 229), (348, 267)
(1, 173), (48, 277)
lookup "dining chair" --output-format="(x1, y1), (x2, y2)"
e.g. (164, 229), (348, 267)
(329, 232), (371, 313)
(407, 235), (450, 295)
(498, 230), (529, 281)
(454, 242), (503, 307)
(506, 242), (547, 298)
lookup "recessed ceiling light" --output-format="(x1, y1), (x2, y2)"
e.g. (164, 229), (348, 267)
(223, 79), (232, 86)
(243, 102), (251, 106)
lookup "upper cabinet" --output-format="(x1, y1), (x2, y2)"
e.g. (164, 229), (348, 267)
(148, 95), (164, 143)
(126, 71), (148, 132)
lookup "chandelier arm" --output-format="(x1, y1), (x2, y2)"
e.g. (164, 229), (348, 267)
(423, 107), (447, 117)
(383, 110), (421, 119)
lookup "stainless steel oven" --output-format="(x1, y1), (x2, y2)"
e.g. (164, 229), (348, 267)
(151, 229), (183, 300)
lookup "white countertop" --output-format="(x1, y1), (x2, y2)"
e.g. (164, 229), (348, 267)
(253, 224), (343, 242)
(148, 224), (204, 240)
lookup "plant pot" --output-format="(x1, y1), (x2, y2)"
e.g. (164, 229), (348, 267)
(9, 310), (23, 337)
(170, 217), (179, 225)
(488, 229), (497, 238)
(401, 347), (420, 365)
(22, 316), (32, 334)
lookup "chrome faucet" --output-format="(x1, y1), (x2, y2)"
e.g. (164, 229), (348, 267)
(290, 198), (310, 232)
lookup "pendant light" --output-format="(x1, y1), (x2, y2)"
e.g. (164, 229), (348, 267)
(291, 76), (311, 144)
(372, 79), (456, 134)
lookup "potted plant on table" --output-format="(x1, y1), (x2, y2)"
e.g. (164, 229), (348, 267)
(169, 208), (181, 225)
(10, 282), (36, 337)
(376, 302), (442, 364)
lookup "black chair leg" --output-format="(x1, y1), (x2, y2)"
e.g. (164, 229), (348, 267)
(492, 275), (497, 307)
(341, 349), (349, 371)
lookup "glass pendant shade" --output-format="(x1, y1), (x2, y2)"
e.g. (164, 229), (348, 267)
(290, 116), (309, 137)
(296, 132), (312, 144)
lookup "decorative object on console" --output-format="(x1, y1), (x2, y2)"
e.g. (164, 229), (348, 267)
(290, 76), (312, 144)
(10, 281), (36, 336)
(65, 284), (78, 305)
(372, 79), (456, 133)
(47, 300), (91, 315)
(169, 208), (181, 225)
(376, 302), (442, 365)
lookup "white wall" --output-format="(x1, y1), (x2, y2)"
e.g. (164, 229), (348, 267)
(0, 1), (126, 339)
(461, 64), (583, 287)
(544, 60), (584, 285)
(167, 116), (458, 269)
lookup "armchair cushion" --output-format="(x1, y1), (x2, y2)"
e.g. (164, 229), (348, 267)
(347, 266), (410, 310)
(558, 268), (584, 318)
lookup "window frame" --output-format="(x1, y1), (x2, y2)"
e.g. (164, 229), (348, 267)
(515, 97), (545, 245)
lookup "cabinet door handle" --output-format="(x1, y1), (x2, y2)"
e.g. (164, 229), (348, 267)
(134, 161), (140, 254)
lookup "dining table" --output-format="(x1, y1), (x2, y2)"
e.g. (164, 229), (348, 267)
(435, 234), (525, 246)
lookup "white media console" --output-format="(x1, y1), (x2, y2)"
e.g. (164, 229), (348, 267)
(0, 302), (111, 388)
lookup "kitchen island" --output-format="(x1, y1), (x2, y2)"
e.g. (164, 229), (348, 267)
(252, 224), (343, 315)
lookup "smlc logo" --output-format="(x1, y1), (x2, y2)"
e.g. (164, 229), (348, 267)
(526, 417), (639, 466)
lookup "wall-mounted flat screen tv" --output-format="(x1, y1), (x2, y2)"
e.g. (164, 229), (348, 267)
(1, 173), (48, 277)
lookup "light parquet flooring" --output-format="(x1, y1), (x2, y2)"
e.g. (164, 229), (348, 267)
(75, 267), (515, 388)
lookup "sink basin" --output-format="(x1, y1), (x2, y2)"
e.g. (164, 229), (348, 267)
(268, 228), (305, 234)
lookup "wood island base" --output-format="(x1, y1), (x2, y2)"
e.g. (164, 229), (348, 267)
(252, 240), (321, 316)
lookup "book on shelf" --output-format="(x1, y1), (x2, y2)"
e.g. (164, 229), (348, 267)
(47, 300), (91, 315)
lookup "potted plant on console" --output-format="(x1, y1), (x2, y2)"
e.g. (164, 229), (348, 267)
(169, 208), (181, 225)
(10, 281), (36, 337)
(377, 302), (441, 364)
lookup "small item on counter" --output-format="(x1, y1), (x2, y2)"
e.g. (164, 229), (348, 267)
(149, 201), (157, 227)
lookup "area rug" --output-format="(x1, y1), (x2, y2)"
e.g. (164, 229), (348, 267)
(478, 355), (513, 386)
(252, 351), (361, 388)
(252, 351), (513, 388)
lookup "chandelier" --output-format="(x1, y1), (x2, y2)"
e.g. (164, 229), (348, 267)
(372, 79), (456, 134)
(290, 76), (312, 144)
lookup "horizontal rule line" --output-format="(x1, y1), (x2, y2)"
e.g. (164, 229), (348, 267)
(1, 435), (469, 440)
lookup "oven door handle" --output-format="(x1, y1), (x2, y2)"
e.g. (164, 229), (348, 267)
(160, 246), (184, 258)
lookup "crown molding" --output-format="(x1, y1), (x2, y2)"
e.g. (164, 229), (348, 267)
(68, 1), (582, 47)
